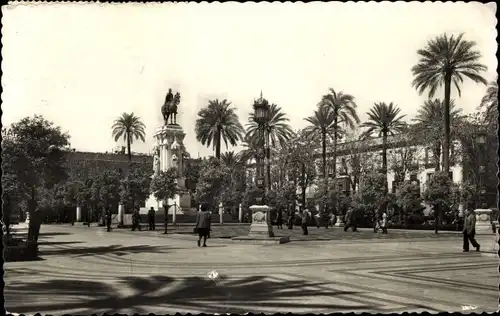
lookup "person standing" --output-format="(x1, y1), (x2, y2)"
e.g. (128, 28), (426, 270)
(314, 210), (320, 228)
(380, 209), (388, 234)
(463, 204), (480, 252)
(195, 203), (211, 247)
(276, 208), (283, 229)
(131, 208), (141, 231)
(148, 207), (156, 231)
(28, 208), (43, 242)
(300, 209), (309, 235)
(106, 207), (112, 232)
(288, 208), (295, 229)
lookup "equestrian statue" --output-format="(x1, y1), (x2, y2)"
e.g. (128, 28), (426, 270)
(161, 89), (181, 125)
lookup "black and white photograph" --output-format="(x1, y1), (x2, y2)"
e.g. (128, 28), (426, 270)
(2, 2), (498, 314)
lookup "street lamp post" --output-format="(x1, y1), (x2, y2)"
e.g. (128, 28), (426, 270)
(475, 130), (487, 209)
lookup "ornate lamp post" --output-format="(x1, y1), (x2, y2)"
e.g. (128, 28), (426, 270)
(475, 130), (487, 209)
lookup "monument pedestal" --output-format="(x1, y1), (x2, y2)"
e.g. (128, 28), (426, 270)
(473, 209), (498, 256)
(475, 209), (494, 234)
(233, 205), (290, 244)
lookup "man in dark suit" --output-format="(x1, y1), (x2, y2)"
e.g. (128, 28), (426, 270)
(195, 203), (212, 247)
(148, 207), (156, 231)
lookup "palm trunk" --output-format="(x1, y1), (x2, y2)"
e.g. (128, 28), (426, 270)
(266, 129), (271, 190)
(127, 133), (132, 162)
(382, 131), (388, 194)
(332, 116), (338, 179)
(301, 163), (306, 207)
(433, 142), (441, 171)
(442, 73), (452, 175)
(215, 128), (221, 159)
(322, 130), (327, 180)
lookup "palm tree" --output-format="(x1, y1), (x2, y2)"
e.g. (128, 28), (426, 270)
(195, 99), (244, 159)
(303, 104), (335, 181)
(413, 99), (463, 171)
(480, 80), (498, 127)
(319, 88), (360, 178)
(411, 33), (487, 174)
(111, 112), (146, 162)
(360, 102), (407, 183)
(246, 103), (294, 186)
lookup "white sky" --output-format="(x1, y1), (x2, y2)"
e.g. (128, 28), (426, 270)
(2, 2), (497, 157)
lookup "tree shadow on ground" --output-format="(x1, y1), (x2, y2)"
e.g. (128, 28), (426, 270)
(5, 274), (379, 314)
(39, 244), (176, 257)
(37, 241), (85, 246)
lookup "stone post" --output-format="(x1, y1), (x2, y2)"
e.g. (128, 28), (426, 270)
(172, 202), (177, 225)
(475, 209), (493, 234)
(248, 205), (274, 237)
(238, 203), (243, 223)
(118, 204), (124, 226)
(76, 206), (82, 222)
(219, 202), (223, 225)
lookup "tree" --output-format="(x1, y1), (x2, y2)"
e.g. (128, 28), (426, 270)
(303, 104), (335, 182)
(320, 88), (360, 178)
(111, 112), (146, 162)
(287, 132), (317, 207)
(340, 132), (376, 193)
(388, 140), (420, 183)
(423, 170), (454, 233)
(220, 152), (246, 213)
(360, 102), (407, 184)
(183, 158), (202, 195)
(2, 115), (70, 236)
(351, 171), (387, 231)
(246, 102), (294, 185)
(93, 169), (122, 223)
(412, 33), (488, 174)
(195, 99), (244, 159)
(479, 80), (498, 129)
(150, 168), (178, 207)
(394, 181), (423, 227)
(193, 158), (231, 208)
(120, 166), (153, 211)
(411, 99), (463, 171)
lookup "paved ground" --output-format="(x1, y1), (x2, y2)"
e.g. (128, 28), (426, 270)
(4, 224), (499, 314)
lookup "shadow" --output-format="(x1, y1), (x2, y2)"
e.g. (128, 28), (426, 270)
(5, 274), (376, 314)
(39, 244), (173, 257)
(37, 241), (85, 246)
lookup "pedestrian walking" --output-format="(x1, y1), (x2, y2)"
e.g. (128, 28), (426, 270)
(344, 207), (356, 232)
(131, 208), (141, 231)
(314, 210), (320, 228)
(330, 212), (337, 227)
(106, 207), (112, 232)
(195, 203), (212, 247)
(463, 204), (480, 252)
(148, 207), (156, 231)
(276, 208), (283, 229)
(300, 209), (309, 235)
(288, 209), (295, 229)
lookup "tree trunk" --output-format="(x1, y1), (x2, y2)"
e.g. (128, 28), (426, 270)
(215, 128), (221, 159)
(301, 163), (306, 207)
(433, 142), (441, 171)
(332, 116), (338, 179)
(266, 129), (271, 191)
(127, 132), (132, 162)
(382, 131), (388, 194)
(322, 130), (327, 180)
(442, 73), (452, 175)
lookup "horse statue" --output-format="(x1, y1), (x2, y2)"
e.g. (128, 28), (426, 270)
(161, 89), (181, 125)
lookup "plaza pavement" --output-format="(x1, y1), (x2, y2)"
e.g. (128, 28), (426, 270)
(4, 224), (499, 314)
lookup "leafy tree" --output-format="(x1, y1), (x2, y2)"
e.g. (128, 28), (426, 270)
(394, 180), (423, 226)
(340, 132), (376, 193)
(360, 102), (407, 184)
(111, 112), (146, 162)
(422, 170), (455, 232)
(388, 139), (420, 183)
(319, 88), (360, 177)
(2, 115), (70, 232)
(183, 158), (202, 195)
(93, 169), (122, 221)
(351, 171), (387, 231)
(120, 166), (153, 211)
(287, 132), (317, 207)
(219, 152), (246, 213)
(150, 168), (178, 207)
(193, 158), (230, 208)
(412, 33), (488, 174)
(195, 99), (244, 159)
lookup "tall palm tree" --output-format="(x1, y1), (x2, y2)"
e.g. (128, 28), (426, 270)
(111, 112), (146, 162)
(411, 33), (487, 174)
(480, 80), (498, 127)
(303, 104), (336, 181)
(246, 103), (294, 187)
(360, 102), (407, 184)
(413, 99), (463, 171)
(195, 99), (244, 159)
(319, 88), (360, 178)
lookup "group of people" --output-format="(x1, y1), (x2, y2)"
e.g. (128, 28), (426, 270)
(130, 207), (157, 231)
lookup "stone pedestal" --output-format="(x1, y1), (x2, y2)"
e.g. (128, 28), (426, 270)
(172, 203), (177, 225)
(334, 216), (345, 227)
(76, 207), (82, 222)
(118, 204), (124, 226)
(238, 204), (243, 223)
(475, 209), (494, 235)
(219, 202), (224, 225)
(248, 205), (274, 237)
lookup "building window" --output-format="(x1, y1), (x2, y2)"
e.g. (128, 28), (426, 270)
(410, 174), (418, 182)
(426, 172), (434, 182)
(449, 171), (453, 181)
